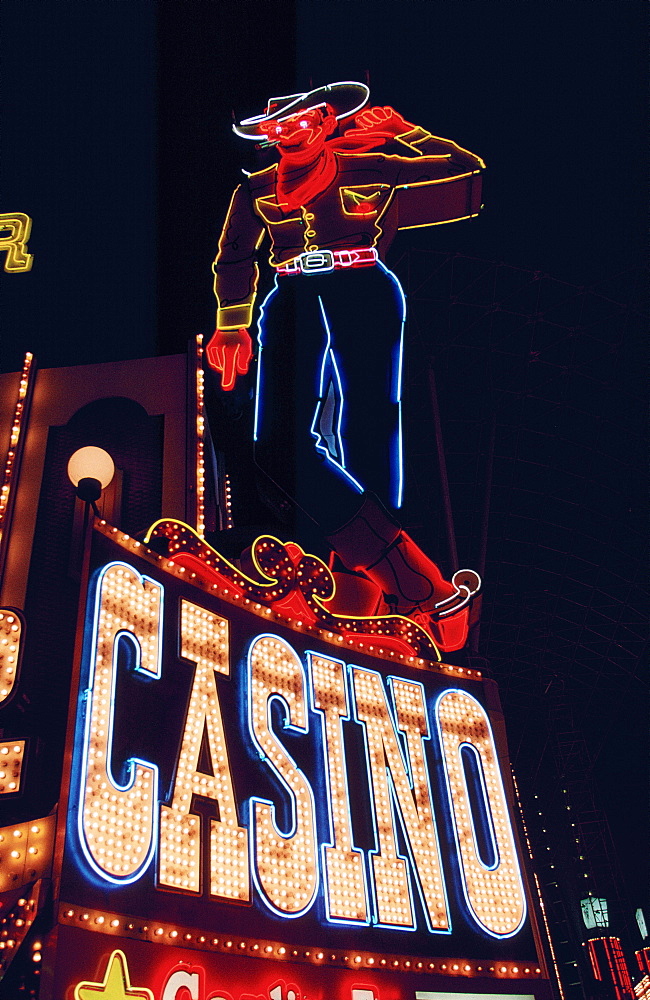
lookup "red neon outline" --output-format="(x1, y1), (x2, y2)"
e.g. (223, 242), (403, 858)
(206, 328), (253, 391)
(144, 519), (442, 661)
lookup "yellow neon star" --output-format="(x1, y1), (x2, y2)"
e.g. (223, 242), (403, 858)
(74, 950), (153, 1000)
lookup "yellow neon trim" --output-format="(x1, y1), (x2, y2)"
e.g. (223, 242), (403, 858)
(399, 213), (480, 230)
(392, 127), (486, 169)
(142, 520), (442, 660)
(216, 303), (254, 330)
(419, 135), (486, 170)
(144, 520), (292, 591)
(74, 949), (153, 1000)
(213, 184), (262, 324)
(214, 185), (241, 260)
(0, 213), (33, 272)
(248, 163), (277, 180)
(396, 170), (478, 190)
(254, 194), (302, 225)
(338, 183), (392, 218)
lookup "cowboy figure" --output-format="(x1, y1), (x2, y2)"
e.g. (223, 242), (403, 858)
(207, 82), (484, 651)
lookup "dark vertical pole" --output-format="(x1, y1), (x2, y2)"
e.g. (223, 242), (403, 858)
(427, 367), (458, 572)
(478, 412), (496, 581)
(469, 412), (496, 652)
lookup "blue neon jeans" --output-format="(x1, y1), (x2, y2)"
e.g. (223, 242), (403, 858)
(253, 263), (405, 533)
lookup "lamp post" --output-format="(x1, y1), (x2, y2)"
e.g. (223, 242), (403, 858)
(66, 447), (115, 578)
(67, 447), (115, 516)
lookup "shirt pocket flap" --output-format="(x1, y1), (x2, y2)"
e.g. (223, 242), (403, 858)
(339, 184), (391, 217)
(255, 196), (301, 224)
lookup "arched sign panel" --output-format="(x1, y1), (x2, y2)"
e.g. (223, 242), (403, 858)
(55, 523), (552, 998)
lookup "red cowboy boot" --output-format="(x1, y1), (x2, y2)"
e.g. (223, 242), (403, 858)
(326, 495), (479, 652)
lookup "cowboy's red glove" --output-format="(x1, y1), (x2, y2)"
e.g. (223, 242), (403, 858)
(205, 328), (253, 391)
(344, 105), (415, 141)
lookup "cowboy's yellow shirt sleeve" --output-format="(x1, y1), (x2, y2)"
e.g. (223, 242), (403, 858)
(393, 128), (486, 181)
(212, 182), (266, 330)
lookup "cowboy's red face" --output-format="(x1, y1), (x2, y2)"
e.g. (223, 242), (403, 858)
(259, 106), (337, 153)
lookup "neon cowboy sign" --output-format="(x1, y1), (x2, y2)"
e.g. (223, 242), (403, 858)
(64, 523), (532, 959)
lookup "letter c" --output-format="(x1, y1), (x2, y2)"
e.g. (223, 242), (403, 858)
(162, 970), (200, 1000)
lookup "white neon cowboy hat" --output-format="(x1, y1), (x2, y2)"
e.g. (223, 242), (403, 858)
(233, 80), (370, 139)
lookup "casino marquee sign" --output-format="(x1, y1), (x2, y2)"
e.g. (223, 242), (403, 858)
(50, 520), (551, 999)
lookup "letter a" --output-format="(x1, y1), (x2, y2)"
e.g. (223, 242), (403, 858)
(158, 600), (249, 900)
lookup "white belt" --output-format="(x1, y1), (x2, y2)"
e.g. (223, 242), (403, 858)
(277, 247), (378, 276)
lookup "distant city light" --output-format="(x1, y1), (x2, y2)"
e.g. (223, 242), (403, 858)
(581, 896), (609, 929)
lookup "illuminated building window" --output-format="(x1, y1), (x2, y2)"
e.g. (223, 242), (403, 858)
(587, 936), (634, 999)
(581, 895), (609, 929)
(636, 947), (650, 975)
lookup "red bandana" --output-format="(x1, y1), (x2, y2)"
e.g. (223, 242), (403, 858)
(276, 133), (388, 210)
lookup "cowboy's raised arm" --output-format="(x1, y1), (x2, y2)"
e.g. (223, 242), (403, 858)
(343, 105), (484, 231)
(345, 105), (485, 177)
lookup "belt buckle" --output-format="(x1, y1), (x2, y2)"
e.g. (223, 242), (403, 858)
(300, 250), (335, 274)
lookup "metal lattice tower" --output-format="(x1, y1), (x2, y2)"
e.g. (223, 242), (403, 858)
(394, 247), (648, 995)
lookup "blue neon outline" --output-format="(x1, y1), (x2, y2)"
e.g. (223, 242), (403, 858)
(311, 308), (344, 465)
(246, 633), (319, 919)
(75, 561), (162, 886)
(350, 663), (416, 932)
(253, 264), (406, 508)
(253, 277), (280, 442)
(377, 260), (407, 510)
(154, 597), (246, 898)
(349, 665), (451, 934)
(386, 675), (452, 935)
(306, 650), (370, 927)
(310, 296), (364, 494)
(433, 688), (527, 939)
(459, 741), (499, 870)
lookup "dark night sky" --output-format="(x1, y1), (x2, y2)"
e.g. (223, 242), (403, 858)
(2, 0), (647, 959)
(2, 0), (646, 370)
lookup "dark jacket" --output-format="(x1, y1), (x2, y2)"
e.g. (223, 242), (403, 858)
(213, 127), (484, 329)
